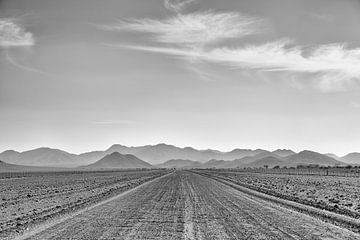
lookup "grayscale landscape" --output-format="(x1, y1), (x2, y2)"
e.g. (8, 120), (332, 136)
(1, 0), (360, 239)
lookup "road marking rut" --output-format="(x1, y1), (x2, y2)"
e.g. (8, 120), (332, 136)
(182, 174), (195, 240)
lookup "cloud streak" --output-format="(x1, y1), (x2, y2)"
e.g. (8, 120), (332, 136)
(204, 41), (360, 91)
(0, 18), (34, 48)
(164, 0), (196, 13)
(101, 10), (263, 83)
(101, 5), (360, 91)
(5, 50), (50, 76)
(109, 41), (360, 91)
(101, 11), (262, 49)
(0, 18), (49, 76)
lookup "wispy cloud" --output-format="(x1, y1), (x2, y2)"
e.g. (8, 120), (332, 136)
(0, 18), (34, 48)
(101, 11), (262, 49)
(101, 3), (360, 91)
(5, 50), (50, 76)
(164, 0), (196, 13)
(109, 41), (360, 92)
(204, 41), (360, 92)
(100, 10), (263, 83)
(0, 18), (50, 76)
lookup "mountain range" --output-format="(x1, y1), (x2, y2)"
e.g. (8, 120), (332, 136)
(0, 148), (85, 167)
(0, 144), (359, 168)
(0, 160), (65, 172)
(156, 150), (346, 169)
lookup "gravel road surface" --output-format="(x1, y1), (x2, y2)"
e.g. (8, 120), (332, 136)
(15, 171), (360, 240)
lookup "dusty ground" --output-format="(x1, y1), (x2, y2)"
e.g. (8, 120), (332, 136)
(0, 170), (168, 238)
(11, 171), (360, 240)
(197, 170), (360, 219)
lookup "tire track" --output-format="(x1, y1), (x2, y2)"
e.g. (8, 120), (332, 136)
(182, 173), (196, 240)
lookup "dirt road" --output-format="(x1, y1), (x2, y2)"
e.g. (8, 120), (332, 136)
(15, 171), (360, 240)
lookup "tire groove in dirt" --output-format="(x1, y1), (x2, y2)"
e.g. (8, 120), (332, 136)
(189, 172), (294, 239)
(182, 173), (195, 240)
(186, 171), (360, 239)
(203, 178), (300, 239)
(196, 171), (360, 235)
(10, 172), (173, 240)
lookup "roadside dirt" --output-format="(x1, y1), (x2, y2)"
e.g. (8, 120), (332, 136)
(197, 170), (360, 219)
(0, 170), (168, 239)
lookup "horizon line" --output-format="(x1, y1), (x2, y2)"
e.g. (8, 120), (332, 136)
(1, 143), (358, 157)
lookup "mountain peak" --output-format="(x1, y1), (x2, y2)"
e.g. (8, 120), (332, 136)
(272, 149), (295, 157)
(108, 151), (122, 157)
(343, 152), (360, 157)
(110, 144), (126, 147)
(298, 150), (318, 155)
(107, 144), (126, 150)
(154, 143), (176, 148)
(341, 152), (360, 164)
(287, 150), (343, 166)
(183, 146), (197, 151)
(273, 149), (294, 152)
(229, 148), (251, 153)
(83, 151), (152, 169)
(1, 150), (19, 154)
(32, 147), (58, 151)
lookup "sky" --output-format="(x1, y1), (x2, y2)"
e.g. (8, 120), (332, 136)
(1, 0), (360, 156)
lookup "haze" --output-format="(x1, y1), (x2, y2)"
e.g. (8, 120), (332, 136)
(1, 0), (360, 156)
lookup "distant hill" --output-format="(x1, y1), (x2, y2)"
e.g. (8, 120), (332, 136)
(75, 144), (271, 165)
(228, 151), (280, 168)
(0, 148), (84, 168)
(284, 150), (344, 166)
(0, 160), (64, 172)
(325, 153), (340, 160)
(156, 159), (200, 169)
(0, 150), (21, 162)
(241, 156), (285, 168)
(221, 149), (267, 160)
(152, 149), (347, 169)
(1, 145), (266, 167)
(1, 144), (352, 168)
(81, 152), (153, 169)
(341, 153), (360, 165)
(201, 159), (228, 168)
(230, 151), (344, 168)
(129, 144), (253, 164)
(272, 149), (295, 157)
(77, 150), (108, 165)
(155, 151), (286, 169)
